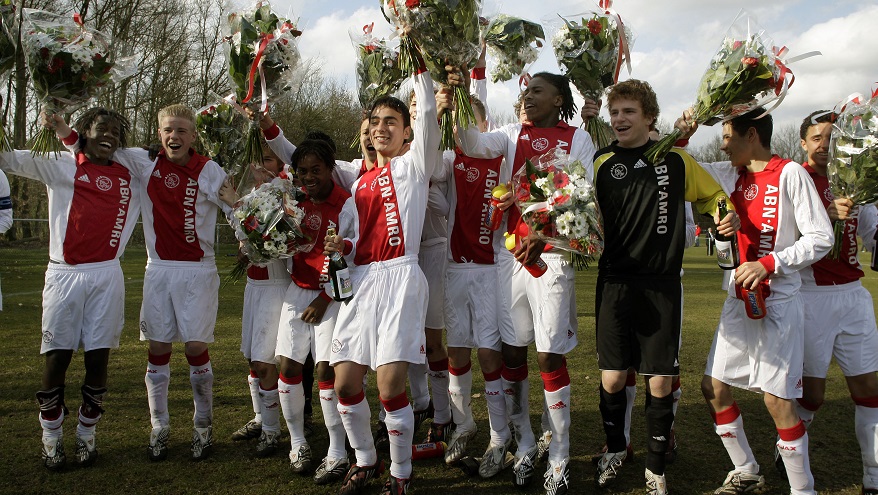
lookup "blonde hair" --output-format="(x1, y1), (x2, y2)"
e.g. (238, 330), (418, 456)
(157, 104), (196, 130)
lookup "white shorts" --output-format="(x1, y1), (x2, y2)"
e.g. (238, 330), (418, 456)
(40, 260), (124, 354)
(705, 295), (805, 399)
(139, 260), (219, 344)
(276, 283), (341, 364)
(241, 278), (290, 363)
(330, 256), (427, 369)
(419, 241), (447, 329)
(498, 252), (533, 347)
(802, 282), (878, 378)
(444, 264), (501, 351)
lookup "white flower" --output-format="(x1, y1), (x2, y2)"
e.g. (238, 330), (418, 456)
(863, 134), (878, 149)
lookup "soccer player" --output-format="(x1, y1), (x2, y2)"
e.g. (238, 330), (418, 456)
(221, 145), (290, 456)
(784, 110), (878, 495)
(3, 109), (139, 470)
(323, 62), (443, 495)
(591, 80), (730, 495)
(272, 139), (352, 484)
(0, 168), (10, 311)
(689, 108), (833, 495)
(452, 71), (597, 493)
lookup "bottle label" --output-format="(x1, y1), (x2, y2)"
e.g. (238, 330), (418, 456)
(333, 267), (353, 300)
(715, 239), (736, 269)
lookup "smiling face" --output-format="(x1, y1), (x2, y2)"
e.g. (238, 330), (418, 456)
(802, 121), (831, 173)
(721, 122), (752, 168)
(296, 153), (334, 201)
(158, 115), (196, 166)
(521, 77), (562, 125)
(82, 115), (121, 165)
(359, 118), (376, 165)
(608, 97), (653, 148)
(370, 104), (411, 159)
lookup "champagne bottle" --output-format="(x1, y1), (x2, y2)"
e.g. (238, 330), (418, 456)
(714, 198), (740, 270)
(326, 228), (352, 301)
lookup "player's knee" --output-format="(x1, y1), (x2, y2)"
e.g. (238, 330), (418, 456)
(537, 352), (563, 373)
(315, 362), (334, 383)
(501, 344), (528, 367)
(184, 341), (208, 357)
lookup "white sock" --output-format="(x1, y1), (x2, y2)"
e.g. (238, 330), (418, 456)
(248, 373), (262, 423)
(624, 384), (636, 445)
(189, 359), (213, 428)
(76, 408), (100, 438)
(544, 385), (571, 463)
(338, 392), (377, 467)
(502, 367), (535, 455)
(855, 402), (878, 490)
(408, 362), (430, 412)
(383, 395), (414, 480)
(278, 377), (306, 449)
(795, 399), (817, 429)
(259, 385), (281, 433)
(777, 424), (815, 495)
(449, 365), (475, 432)
(714, 404), (758, 474)
(428, 360), (451, 425)
(319, 382), (347, 460)
(145, 361), (170, 429)
(484, 375), (510, 446)
(39, 411), (65, 440)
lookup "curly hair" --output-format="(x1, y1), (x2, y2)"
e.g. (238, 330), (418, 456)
(530, 72), (577, 122)
(72, 107), (131, 148)
(606, 79), (660, 124)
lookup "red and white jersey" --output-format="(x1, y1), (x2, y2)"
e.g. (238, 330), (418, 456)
(801, 164), (878, 286)
(109, 147), (229, 262)
(433, 149), (507, 264)
(338, 70), (440, 265)
(263, 124), (366, 192)
(699, 157), (833, 304)
(0, 150), (140, 264)
(290, 183), (351, 290)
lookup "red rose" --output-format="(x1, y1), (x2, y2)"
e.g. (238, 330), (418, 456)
(732, 40), (743, 50)
(741, 56), (758, 68)
(244, 215), (259, 232)
(587, 19), (602, 36)
(364, 44), (377, 54)
(405, 0), (420, 8)
(92, 53), (102, 60)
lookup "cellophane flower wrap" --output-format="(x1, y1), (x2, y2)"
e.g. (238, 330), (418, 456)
(196, 100), (247, 187)
(827, 92), (878, 259)
(227, 173), (317, 281)
(552, 2), (632, 149)
(352, 22), (405, 109)
(483, 14), (544, 84)
(645, 10), (798, 165)
(512, 146), (603, 265)
(224, 1), (301, 167)
(0, 0), (18, 150)
(382, 0), (482, 150)
(21, 9), (135, 157)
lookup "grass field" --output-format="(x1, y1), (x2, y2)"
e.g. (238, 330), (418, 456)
(0, 243), (874, 495)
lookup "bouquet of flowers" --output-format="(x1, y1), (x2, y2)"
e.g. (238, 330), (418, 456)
(645, 11), (808, 165)
(382, 0), (482, 150)
(827, 91), (878, 259)
(21, 9), (135, 156)
(513, 146), (603, 265)
(352, 22), (405, 109)
(224, 2), (301, 167)
(0, 0), (18, 151)
(195, 100), (247, 186)
(227, 174), (317, 281)
(483, 14), (544, 84)
(552, 1), (632, 149)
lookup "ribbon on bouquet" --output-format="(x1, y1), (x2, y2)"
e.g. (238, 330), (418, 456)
(753, 46), (820, 120)
(599, 0), (632, 84)
(241, 33), (275, 109)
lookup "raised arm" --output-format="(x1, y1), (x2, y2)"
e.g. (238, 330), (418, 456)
(411, 67), (440, 180)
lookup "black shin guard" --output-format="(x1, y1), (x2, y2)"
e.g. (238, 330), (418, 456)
(81, 385), (107, 416)
(599, 385), (628, 453)
(36, 386), (68, 419)
(645, 392), (675, 474)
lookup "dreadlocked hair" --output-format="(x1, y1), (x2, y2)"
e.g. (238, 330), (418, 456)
(531, 72), (577, 122)
(72, 107), (130, 148)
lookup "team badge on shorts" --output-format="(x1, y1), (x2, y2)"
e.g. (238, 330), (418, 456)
(331, 339), (343, 353)
(139, 320), (148, 336)
(42, 331), (53, 344)
(610, 163), (627, 180)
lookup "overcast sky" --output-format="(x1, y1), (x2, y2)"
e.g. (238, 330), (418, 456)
(265, 0), (876, 147)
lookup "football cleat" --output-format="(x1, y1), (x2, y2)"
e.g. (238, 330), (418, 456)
(543, 457), (570, 495)
(230, 419), (262, 441)
(412, 401), (433, 433)
(536, 430), (552, 463)
(304, 414), (314, 438)
(74, 434), (97, 467)
(381, 475), (412, 495)
(713, 470), (765, 495)
(148, 426), (170, 462)
(374, 421), (389, 452)
(478, 438), (514, 478)
(41, 436), (66, 472)
(424, 421), (452, 443)
(255, 429), (281, 458)
(444, 426), (477, 465)
(513, 445), (539, 488)
(314, 456), (350, 485)
(191, 426), (213, 461)
(338, 460), (385, 495)
(595, 450), (627, 488)
(591, 443), (635, 465)
(863, 488), (878, 495)
(289, 444), (313, 474)
(646, 468), (669, 495)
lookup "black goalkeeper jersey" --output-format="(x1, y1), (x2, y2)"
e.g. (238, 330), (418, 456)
(594, 141), (725, 280)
